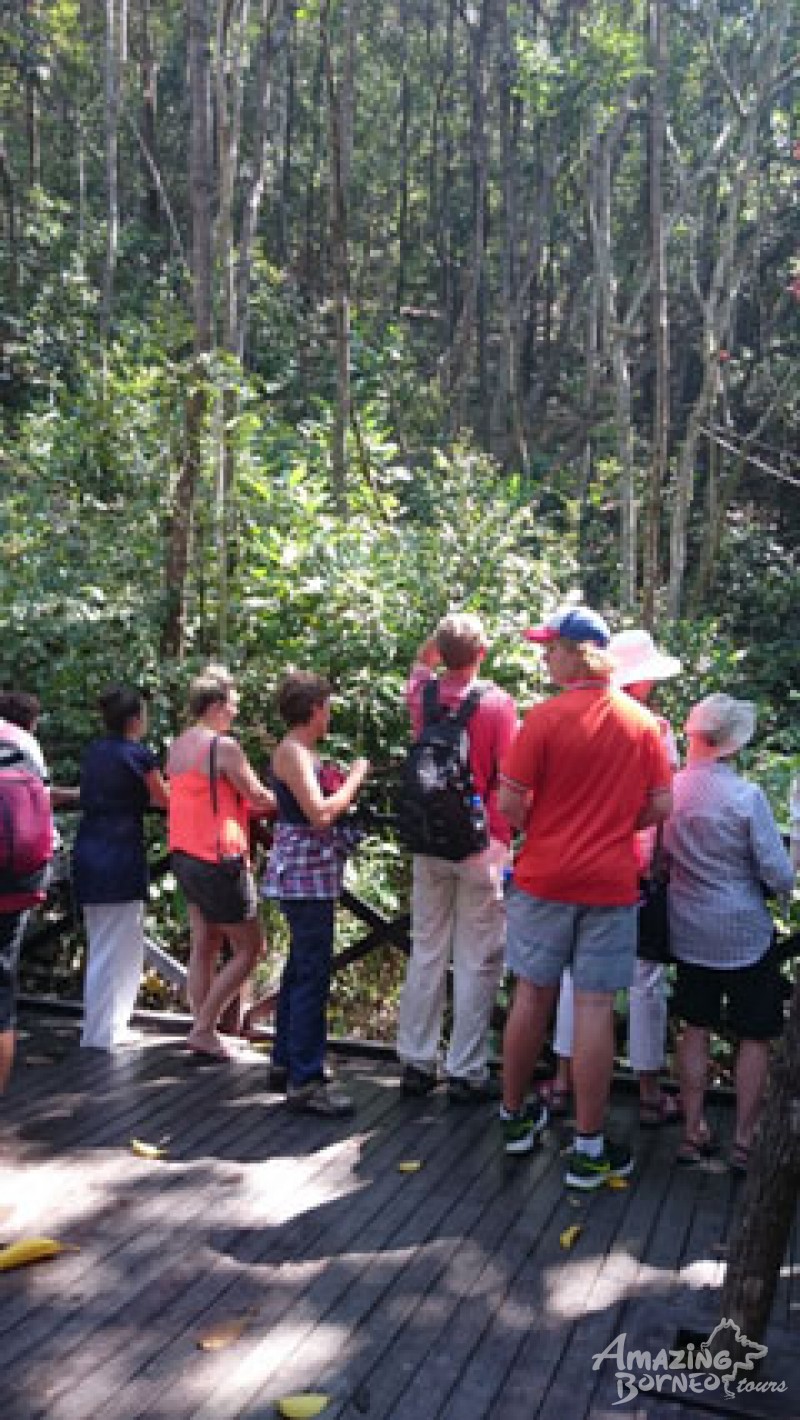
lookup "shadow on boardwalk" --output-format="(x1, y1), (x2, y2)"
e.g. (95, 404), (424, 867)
(0, 1014), (796, 1420)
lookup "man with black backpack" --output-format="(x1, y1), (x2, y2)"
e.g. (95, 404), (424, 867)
(396, 614), (518, 1102)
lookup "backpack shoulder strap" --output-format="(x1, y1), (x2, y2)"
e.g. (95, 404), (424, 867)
(0, 741), (28, 772)
(421, 678), (441, 727)
(452, 685), (485, 731)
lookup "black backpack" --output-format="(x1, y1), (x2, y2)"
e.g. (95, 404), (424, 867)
(395, 680), (490, 861)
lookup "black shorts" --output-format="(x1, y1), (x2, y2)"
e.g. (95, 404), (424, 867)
(171, 851), (258, 925)
(674, 942), (784, 1041)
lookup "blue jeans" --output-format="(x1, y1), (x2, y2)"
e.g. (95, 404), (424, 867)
(273, 899), (336, 1086)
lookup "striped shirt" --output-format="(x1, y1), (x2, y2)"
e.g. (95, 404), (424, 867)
(664, 761), (795, 969)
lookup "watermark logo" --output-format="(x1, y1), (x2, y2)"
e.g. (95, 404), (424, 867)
(592, 1318), (787, 1405)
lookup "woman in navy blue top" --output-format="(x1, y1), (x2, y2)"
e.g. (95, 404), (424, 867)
(73, 686), (168, 1049)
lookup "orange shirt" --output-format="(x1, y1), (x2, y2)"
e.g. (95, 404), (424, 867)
(168, 759), (249, 863)
(501, 684), (671, 906)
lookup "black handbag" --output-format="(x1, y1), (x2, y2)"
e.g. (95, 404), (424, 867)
(637, 824), (671, 963)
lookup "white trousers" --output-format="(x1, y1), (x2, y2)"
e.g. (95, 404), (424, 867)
(553, 958), (667, 1074)
(396, 838), (508, 1083)
(81, 901), (145, 1050)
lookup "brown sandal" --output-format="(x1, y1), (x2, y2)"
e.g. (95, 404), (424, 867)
(539, 1079), (571, 1118)
(639, 1093), (682, 1128)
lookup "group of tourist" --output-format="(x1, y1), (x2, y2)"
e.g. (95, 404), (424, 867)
(0, 604), (795, 1190)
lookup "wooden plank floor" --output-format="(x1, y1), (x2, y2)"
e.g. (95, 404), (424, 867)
(0, 1014), (797, 1420)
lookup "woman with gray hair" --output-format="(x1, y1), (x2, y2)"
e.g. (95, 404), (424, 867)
(665, 694), (795, 1171)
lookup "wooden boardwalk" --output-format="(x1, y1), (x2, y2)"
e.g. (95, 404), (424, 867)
(0, 1014), (797, 1420)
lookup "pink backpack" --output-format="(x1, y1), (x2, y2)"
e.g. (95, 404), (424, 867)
(0, 742), (54, 880)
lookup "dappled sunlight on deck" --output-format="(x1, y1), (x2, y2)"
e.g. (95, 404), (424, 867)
(0, 1015), (796, 1419)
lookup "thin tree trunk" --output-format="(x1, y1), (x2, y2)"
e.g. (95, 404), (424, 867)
(440, 0), (489, 428)
(643, 0), (668, 626)
(395, 0), (410, 312)
(139, 0), (160, 234)
(321, 0), (357, 513)
(0, 135), (18, 309)
(23, 0), (42, 188)
(101, 0), (121, 341)
(162, 0), (214, 661)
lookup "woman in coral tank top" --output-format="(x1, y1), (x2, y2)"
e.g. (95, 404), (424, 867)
(168, 665), (275, 1059)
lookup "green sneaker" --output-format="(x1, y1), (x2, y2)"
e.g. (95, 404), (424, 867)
(564, 1140), (634, 1191)
(501, 1101), (549, 1155)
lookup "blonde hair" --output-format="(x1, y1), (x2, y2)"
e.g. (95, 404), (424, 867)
(435, 612), (488, 670)
(188, 663), (235, 719)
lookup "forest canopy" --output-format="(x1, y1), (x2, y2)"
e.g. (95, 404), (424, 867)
(1, 0), (798, 787)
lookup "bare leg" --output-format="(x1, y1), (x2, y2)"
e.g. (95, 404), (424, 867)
(186, 905), (224, 1019)
(502, 979), (558, 1113)
(0, 1030), (14, 1093)
(188, 917), (263, 1050)
(734, 1039), (769, 1151)
(572, 991), (615, 1136)
(677, 1024), (711, 1145)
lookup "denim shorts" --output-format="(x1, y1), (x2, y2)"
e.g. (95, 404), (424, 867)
(505, 886), (637, 992)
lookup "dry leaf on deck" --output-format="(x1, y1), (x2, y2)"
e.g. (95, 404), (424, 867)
(606, 1175), (629, 1191)
(559, 1224), (583, 1250)
(196, 1310), (257, 1352)
(130, 1138), (166, 1160)
(276, 1394), (330, 1418)
(397, 1160), (423, 1174)
(0, 1238), (79, 1272)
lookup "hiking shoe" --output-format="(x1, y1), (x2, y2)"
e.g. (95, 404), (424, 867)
(267, 1063), (289, 1092)
(564, 1140), (634, 1191)
(287, 1080), (354, 1117)
(401, 1064), (438, 1098)
(501, 1101), (549, 1155)
(448, 1075), (502, 1104)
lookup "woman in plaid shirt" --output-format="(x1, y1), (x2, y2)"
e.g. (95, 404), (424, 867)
(263, 672), (369, 1116)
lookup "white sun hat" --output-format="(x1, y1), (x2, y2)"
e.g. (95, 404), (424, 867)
(609, 629), (682, 688)
(685, 693), (756, 758)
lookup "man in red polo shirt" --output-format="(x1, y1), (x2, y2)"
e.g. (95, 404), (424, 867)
(397, 613), (518, 1102)
(497, 606), (672, 1188)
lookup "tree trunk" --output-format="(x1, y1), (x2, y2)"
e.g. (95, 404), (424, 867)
(101, 0), (121, 340)
(720, 979), (800, 1343)
(395, 0), (410, 312)
(642, 0), (668, 626)
(0, 136), (18, 310)
(440, 0), (489, 428)
(162, 0), (214, 661)
(139, 0), (160, 234)
(321, 0), (357, 513)
(22, 0), (42, 188)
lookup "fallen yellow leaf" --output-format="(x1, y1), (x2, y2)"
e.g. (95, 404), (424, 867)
(197, 1311), (256, 1351)
(276, 1395), (330, 1419)
(0, 1238), (79, 1272)
(559, 1224), (583, 1250)
(397, 1160), (423, 1174)
(606, 1175), (629, 1191)
(130, 1138), (166, 1160)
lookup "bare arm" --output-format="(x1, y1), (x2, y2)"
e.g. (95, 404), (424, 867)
(635, 787), (672, 830)
(49, 785), (80, 809)
(145, 768), (170, 811)
(217, 738), (277, 815)
(497, 777), (532, 832)
(274, 740), (369, 829)
(414, 635), (441, 671)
